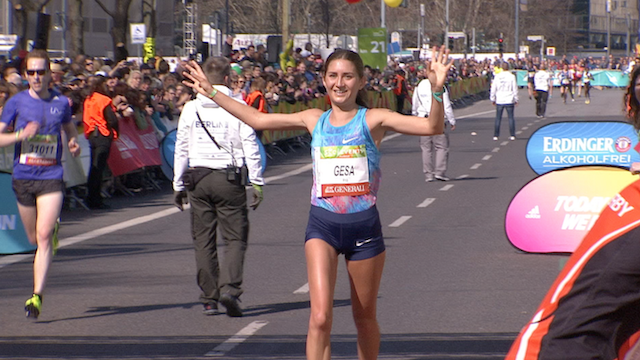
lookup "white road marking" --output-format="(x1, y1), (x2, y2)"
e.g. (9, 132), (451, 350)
(522, 127), (529, 130)
(205, 321), (269, 357)
(482, 155), (492, 161)
(456, 174), (469, 179)
(501, 141), (509, 146)
(527, 123), (533, 126)
(389, 216), (412, 227)
(470, 163), (482, 170)
(417, 198), (436, 208)
(381, 133), (402, 142)
(1, 207), (185, 269)
(516, 131), (523, 135)
(294, 283), (309, 294)
(492, 147), (500, 153)
(264, 164), (312, 184)
(457, 110), (494, 119)
(439, 185), (454, 191)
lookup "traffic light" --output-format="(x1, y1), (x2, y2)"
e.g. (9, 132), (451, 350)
(498, 37), (504, 53)
(448, 37), (454, 50)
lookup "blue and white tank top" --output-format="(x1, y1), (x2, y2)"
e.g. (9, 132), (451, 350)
(310, 107), (381, 214)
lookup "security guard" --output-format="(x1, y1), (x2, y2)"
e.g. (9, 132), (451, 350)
(173, 56), (264, 317)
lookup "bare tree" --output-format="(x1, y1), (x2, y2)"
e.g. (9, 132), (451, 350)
(188, 0), (579, 55)
(93, 0), (134, 54)
(67, 0), (84, 59)
(142, 0), (156, 38)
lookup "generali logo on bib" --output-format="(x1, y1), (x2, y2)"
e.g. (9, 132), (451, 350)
(323, 183), (370, 196)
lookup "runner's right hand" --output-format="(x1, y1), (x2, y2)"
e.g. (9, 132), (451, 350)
(21, 122), (39, 139)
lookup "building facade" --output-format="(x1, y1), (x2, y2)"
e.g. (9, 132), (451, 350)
(573, 0), (639, 51)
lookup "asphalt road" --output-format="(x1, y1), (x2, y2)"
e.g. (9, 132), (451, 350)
(0, 87), (629, 359)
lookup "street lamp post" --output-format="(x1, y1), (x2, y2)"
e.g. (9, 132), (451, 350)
(418, 3), (425, 48)
(626, 13), (631, 58)
(606, 0), (611, 58)
(515, 0), (519, 56)
(445, 0), (449, 45)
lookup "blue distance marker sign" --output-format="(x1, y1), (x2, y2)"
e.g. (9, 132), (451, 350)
(526, 121), (640, 175)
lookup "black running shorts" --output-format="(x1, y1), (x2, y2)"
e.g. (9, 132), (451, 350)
(305, 205), (385, 261)
(12, 179), (65, 206)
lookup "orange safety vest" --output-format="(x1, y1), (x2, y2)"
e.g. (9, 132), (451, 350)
(393, 74), (406, 96)
(245, 91), (267, 113)
(83, 92), (117, 139)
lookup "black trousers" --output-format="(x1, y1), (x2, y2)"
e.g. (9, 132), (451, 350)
(87, 132), (112, 206)
(396, 94), (406, 114)
(535, 90), (549, 117)
(189, 170), (248, 305)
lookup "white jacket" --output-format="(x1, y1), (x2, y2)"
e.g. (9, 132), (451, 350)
(534, 70), (551, 92)
(490, 70), (518, 105)
(173, 86), (264, 191)
(411, 79), (456, 126)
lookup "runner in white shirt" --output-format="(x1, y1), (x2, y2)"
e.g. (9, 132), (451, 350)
(533, 65), (553, 118)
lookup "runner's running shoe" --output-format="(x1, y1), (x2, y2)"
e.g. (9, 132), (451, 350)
(25, 294), (42, 319)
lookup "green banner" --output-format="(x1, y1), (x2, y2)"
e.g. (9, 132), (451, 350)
(358, 28), (387, 70)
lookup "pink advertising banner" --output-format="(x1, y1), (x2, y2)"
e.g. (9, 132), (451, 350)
(505, 166), (638, 253)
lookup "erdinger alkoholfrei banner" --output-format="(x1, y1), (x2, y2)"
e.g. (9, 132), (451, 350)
(526, 121), (640, 175)
(505, 166), (637, 253)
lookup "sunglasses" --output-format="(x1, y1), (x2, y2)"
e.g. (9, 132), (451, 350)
(85, 62), (93, 66)
(26, 69), (47, 76)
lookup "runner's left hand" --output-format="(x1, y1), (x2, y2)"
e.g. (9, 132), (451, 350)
(426, 45), (453, 91)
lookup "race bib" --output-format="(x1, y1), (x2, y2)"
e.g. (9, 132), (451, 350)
(19, 135), (58, 166)
(315, 145), (370, 197)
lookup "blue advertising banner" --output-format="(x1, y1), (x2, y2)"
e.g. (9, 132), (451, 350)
(515, 70), (630, 88)
(591, 70), (630, 87)
(526, 121), (640, 175)
(0, 172), (35, 254)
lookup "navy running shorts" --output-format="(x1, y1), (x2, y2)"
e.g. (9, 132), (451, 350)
(12, 179), (65, 206)
(305, 205), (385, 261)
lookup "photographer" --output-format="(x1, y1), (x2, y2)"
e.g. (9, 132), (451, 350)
(172, 56), (264, 317)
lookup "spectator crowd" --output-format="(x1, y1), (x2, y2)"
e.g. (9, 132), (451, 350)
(0, 39), (635, 207)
